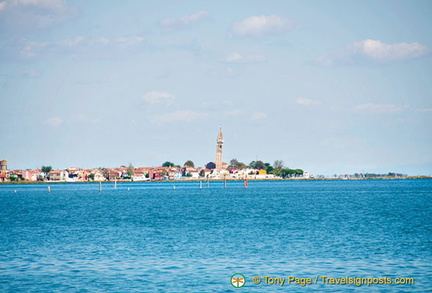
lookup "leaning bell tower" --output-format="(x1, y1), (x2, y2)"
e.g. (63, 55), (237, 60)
(215, 127), (223, 170)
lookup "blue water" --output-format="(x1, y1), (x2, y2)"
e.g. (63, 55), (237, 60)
(0, 180), (431, 292)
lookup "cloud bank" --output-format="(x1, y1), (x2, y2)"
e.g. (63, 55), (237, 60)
(159, 11), (209, 30)
(317, 39), (428, 66)
(354, 103), (406, 114)
(44, 116), (64, 127)
(0, 0), (75, 32)
(230, 15), (293, 38)
(142, 91), (175, 105)
(224, 52), (266, 63)
(295, 97), (321, 106)
(9, 35), (145, 59)
(351, 39), (428, 62)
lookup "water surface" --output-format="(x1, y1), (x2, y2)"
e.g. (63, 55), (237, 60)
(1, 180), (431, 292)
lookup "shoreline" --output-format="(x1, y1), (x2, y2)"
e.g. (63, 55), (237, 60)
(1, 176), (431, 185)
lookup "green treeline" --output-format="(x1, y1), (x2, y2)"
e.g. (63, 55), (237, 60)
(229, 159), (303, 178)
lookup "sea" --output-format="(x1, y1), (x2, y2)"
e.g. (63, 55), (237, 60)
(0, 179), (431, 292)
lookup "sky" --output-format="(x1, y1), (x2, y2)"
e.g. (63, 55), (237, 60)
(1, 0), (431, 176)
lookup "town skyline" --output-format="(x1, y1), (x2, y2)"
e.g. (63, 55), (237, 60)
(1, 1), (431, 176)
(1, 158), (416, 183)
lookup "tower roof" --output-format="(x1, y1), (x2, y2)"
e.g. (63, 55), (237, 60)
(217, 127), (223, 141)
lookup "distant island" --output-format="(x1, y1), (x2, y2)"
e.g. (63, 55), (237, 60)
(0, 158), (305, 183)
(1, 159), (428, 184)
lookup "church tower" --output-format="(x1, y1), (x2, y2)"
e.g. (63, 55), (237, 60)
(215, 127), (223, 170)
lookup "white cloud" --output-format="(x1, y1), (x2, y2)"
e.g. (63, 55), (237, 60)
(251, 112), (267, 120)
(159, 10), (209, 30)
(224, 109), (244, 116)
(354, 103), (405, 114)
(0, 0), (67, 12)
(295, 97), (321, 106)
(0, 0), (74, 31)
(58, 36), (84, 47)
(230, 15), (293, 38)
(75, 113), (98, 124)
(350, 39), (428, 62)
(152, 110), (207, 123)
(317, 39), (428, 66)
(60, 36), (145, 49)
(15, 36), (145, 59)
(44, 117), (63, 127)
(19, 0), (66, 11)
(225, 53), (266, 63)
(206, 66), (239, 78)
(415, 108), (432, 113)
(142, 91), (175, 105)
(18, 40), (46, 58)
(112, 36), (145, 48)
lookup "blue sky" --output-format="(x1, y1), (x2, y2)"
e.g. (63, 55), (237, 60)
(1, 0), (431, 175)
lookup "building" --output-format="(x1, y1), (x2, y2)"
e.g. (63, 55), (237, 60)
(215, 127), (223, 171)
(48, 170), (69, 181)
(22, 170), (39, 181)
(204, 127), (228, 176)
(0, 160), (7, 172)
(205, 162), (216, 170)
(0, 160), (8, 182)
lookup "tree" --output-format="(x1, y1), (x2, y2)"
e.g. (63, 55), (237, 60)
(273, 160), (284, 171)
(229, 159), (246, 169)
(199, 169), (206, 177)
(162, 161), (175, 167)
(266, 165), (274, 174)
(41, 166), (52, 174)
(256, 161), (266, 170)
(294, 169), (304, 176)
(273, 160), (284, 176)
(280, 168), (304, 178)
(250, 160), (266, 170)
(184, 160), (195, 168)
(281, 168), (295, 178)
(127, 163), (134, 177)
(101, 168), (109, 179)
(88, 173), (95, 181)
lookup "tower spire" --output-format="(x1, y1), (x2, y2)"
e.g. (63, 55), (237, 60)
(215, 127), (224, 171)
(217, 126), (223, 141)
